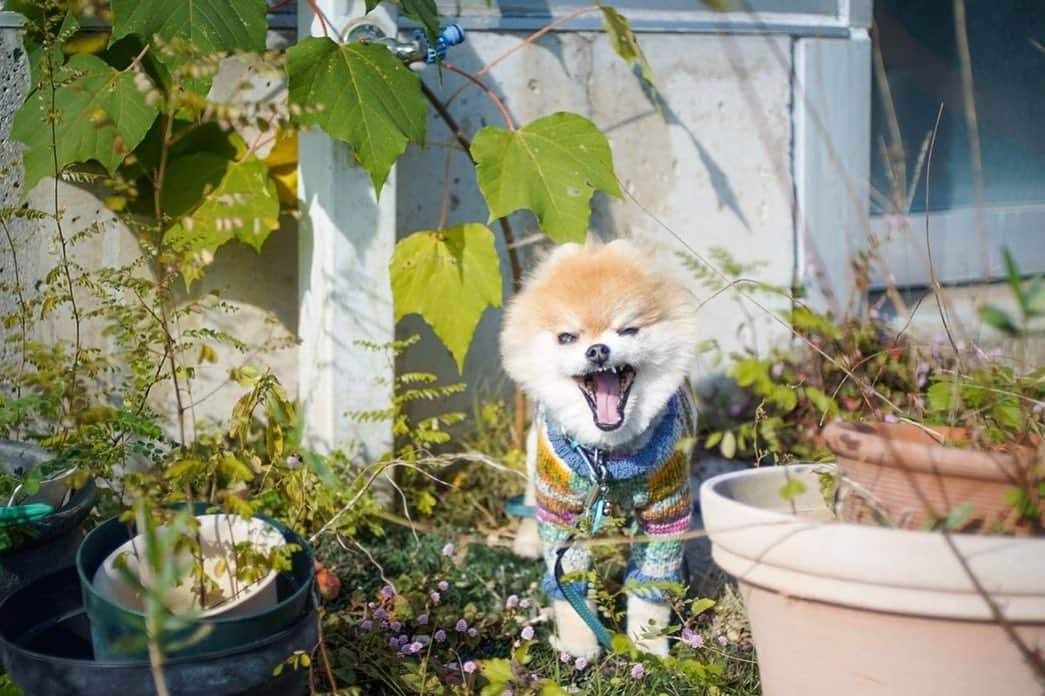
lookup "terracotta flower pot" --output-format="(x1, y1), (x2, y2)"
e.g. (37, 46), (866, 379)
(700, 464), (1045, 695)
(823, 420), (1040, 533)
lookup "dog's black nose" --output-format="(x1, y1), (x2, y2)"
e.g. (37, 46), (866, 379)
(585, 343), (610, 365)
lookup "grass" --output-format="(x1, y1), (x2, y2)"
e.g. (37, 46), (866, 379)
(313, 523), (761, 695)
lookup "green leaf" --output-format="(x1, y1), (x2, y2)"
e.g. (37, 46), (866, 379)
(390, 224), (503, 372)
(804, 386), (833, 415)
(926, 381), (956, 414)
(287, 37), (426, 194)
(110, 0), (267, 93)
(540, 683), (570, 696)
(720, 431), (737, 459)
(779, 478), (807, 501)
(940, 502), (975, 530)
(11, 54), (158, 196)
(163, 154), (280, 282)
(704, 431), (723, 450)
(978, 304), (1020, 337)
(598, 5), (659, 109)
(398, 0), (441, 45)
(471, 113), (621, 243)
(480, 658), (513, 683)
(689, 597), (716, 615)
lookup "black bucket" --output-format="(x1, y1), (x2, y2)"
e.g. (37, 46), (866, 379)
(77, 511), (315, 661)
(0, 566), (319, 696)
(0, 477), (97, 602)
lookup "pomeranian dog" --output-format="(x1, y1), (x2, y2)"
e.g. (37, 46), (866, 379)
(501, 239), (700, 659)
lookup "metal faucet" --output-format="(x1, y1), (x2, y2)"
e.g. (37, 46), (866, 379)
(345, 23), (465, 64)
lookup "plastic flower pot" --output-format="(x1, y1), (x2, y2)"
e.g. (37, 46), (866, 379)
(823, 420), (1041, 533)
(77, 510), (314, 661)
(700, 464), (1045, 696)
(1, 441), (97, 602)
(93, 514), (284, 619)
(0, 566), (318, 696)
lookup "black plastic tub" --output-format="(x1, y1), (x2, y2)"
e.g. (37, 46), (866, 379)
(76, 510), (315, 661)
(0, 470), (97, 603)
(0, 566), (318, 696)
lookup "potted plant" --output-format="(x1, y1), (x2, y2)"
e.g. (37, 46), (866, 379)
(1, 439), (97, 601)
(700, 257), (1045, 693)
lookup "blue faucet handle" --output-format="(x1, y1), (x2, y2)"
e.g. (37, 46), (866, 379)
(415, 23), (466, 64)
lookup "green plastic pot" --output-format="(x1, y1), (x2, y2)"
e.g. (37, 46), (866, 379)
(76, 508), (314, 662)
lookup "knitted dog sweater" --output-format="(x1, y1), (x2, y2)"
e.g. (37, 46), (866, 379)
(535, 389), (695, 603)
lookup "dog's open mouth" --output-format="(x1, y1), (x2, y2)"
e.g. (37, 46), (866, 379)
(574, 365), (636, 431)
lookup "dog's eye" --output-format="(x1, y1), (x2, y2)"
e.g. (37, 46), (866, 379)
(557, 332), (578, 345)
(617, 327), (640, 336)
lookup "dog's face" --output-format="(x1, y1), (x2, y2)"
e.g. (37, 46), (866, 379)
(501, 240), (699, 449)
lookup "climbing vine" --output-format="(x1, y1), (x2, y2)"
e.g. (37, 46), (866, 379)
(9, 0), (655, 371)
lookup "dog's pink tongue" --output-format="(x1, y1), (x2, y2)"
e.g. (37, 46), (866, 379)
(593, 372), (622, 426)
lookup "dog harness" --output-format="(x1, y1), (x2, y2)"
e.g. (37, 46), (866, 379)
(534, 389), (695, 617)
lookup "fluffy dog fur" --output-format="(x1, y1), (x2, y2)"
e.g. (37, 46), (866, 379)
(501, 239), (700, 658)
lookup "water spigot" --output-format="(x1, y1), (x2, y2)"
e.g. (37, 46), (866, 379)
(346, 22), (465, 65)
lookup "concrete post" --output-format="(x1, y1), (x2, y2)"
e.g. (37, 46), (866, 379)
(296, 1), (397, 461)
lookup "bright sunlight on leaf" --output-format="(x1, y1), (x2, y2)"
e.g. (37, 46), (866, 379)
(163, 155), (280, 285)
(390, 224), (503, 372)
(286, 38), (426, 195)
(11, 54), (158, 198)
(471, 113), (621, 244)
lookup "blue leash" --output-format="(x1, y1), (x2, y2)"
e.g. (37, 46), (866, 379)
(508, 440), (615, 652)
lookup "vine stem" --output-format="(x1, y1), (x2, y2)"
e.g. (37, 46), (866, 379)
(440, 63), (515, 131)
(304, 0), (331, 38)
(419, 81), (529, 446)
(445, 5), (603, 107)
(44, 44), (83, 415)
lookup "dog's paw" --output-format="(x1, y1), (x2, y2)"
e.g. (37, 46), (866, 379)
(551, 599), (602, 660)
(512, 517), (542, 558)
(627, 595), (671, 658)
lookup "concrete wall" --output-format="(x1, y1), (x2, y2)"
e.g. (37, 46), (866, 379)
(397, 30), (797, 418)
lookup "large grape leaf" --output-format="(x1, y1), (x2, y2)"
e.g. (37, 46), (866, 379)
(286, 37), (426, 195)
(390, 224), (503, 372)
(471, 113), (621, 244)
(11, 53), (158, 197)
(163, 154), (279, 285)
(110, 0), (267, 93)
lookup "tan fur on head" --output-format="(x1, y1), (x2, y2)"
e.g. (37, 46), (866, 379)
(500, 238), (699, 450)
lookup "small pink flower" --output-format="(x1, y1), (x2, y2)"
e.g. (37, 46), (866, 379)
(463, 660), (477, 674)
(437, 580), (449, 591)
(630, 663), (647, 679)
(434, 629), (447, 643)
(467, 627), (477, 637)
(455, 619), (468, 633)
(718, 635), (728, 646)
(430, 591), (440, 603)
(442, 543), (456, 557)
(506, 594), (519, 609)
(681, 627), (704, 649)
(519, 598), (530, 609)
(884, 413), (899, 424)
(560, 653), (573, 664)
(417, 613), (429, 625)
(381, 585), (395, 598)
(575, 657), (589, 671)
(521, 625), (534, 640)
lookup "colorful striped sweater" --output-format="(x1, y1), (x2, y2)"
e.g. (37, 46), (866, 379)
(535, 389), (696, 603)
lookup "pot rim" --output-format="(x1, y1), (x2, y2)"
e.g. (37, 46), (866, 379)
(699, 464), (1045, 621)
(76, 511), (313, 628)
(822, 420), (1038, 482)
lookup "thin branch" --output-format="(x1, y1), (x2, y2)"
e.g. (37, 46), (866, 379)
(1, 217), (29, 406)
(441, 63), (515, 130)
(304, 0), (331, 38)
(445, 5), (603, 106)
(923, 103), (963, 372)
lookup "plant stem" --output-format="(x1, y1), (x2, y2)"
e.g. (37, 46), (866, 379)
(445, 5), (602, 107)
(439, 63), (515, 131)
(1, 218), (29, 409)
(419, 82), (529, 446)
(44, 44), (83, 418)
